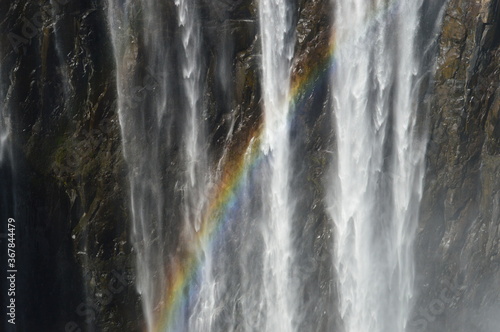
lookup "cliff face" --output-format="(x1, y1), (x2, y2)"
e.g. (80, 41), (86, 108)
(0, 0), (263, 330)
(415, 0), (500, 331)
(291, 1), (338, 330)
(0, 0), (335, 329)
(0, 0), (498, 331)
(1, 1), (141, 331)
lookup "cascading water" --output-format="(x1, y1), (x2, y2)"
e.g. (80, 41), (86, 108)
(175, 0), (207, 234)
(106, 0), (444, 331)
(174, 0), (214, 331)
(107, 0), (213, 329)
(329, 1), (430, 331)
(107, 0), (172, 329)
(258, 0), (297, 331)
(178, 0), (299, 330)
(107, 0), (300, 330)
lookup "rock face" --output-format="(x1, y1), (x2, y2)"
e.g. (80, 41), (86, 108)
(414, 0), (500, 331)
(289, 1), (338, 331)
(0, 0), (263, 330)
(0, 0), (498, 331)
(0, 1), (141, 330)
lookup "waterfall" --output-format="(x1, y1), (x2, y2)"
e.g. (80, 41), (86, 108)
(186, 0), (299, 330)
(259, 0), (297, 331)
(106, 0), (443, 331)
(107, 0), (211, 329)
(329, 1), (429, 331)
(174, 0), (214, 331)
(107, 0), (300, 330)
(107, 0), (172, 329)
(175, 0), (207, 234)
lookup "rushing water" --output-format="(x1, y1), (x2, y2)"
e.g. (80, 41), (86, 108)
(175, 0), (214, 331)
(329, 1), (439, 331)
(107, 0), (172, 329)
(259, 0), (297, 331)
(107, 0), (299, 330)
(106, 0), (445, 331)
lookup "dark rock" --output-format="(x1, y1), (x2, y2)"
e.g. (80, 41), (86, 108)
(415, 0), (500, 330)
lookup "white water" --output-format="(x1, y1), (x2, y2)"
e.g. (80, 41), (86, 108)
(106, 0), (307, 330)
(107, 1), (171, 329)
(106, 0), (440, 331)
(187, 1), (298, 330)
(107, 0), (212, 330)
(259, 0), (297, 331)
(175, 0), (207, 233)
(330, 1), (427, 331)
(174, 0), (214, 331)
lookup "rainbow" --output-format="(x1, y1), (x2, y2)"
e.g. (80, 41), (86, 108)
(150, 1), (402, 330)
(151, 46), (333, 332)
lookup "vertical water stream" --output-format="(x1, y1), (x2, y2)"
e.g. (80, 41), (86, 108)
(259, 0), (297, 331)
(106, 0), (443, 331)
(330, 1), (429, 331)
(107, 1), (172, 329)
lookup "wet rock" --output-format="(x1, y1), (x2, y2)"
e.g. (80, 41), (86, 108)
(1, 0), (142, 330)
(415, 0), (500, 330)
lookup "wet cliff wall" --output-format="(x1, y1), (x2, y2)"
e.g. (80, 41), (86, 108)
(415, 0), (500, 331)
(0, 0), (498, 331)
(1, 0), (140, 330)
